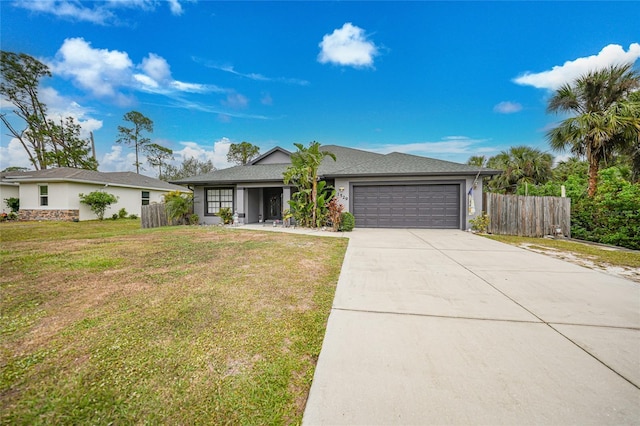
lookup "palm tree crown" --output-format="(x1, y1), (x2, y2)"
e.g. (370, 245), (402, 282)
(547, 63), (640, 196)
(486, 146), (553, 193)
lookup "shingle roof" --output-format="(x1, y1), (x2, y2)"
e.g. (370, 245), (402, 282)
(171, 144), (499, 184)
(328, 151), (498, 177)
(318, 145), (384, 175)
(173, 164), (289, 184)
(2, 167), (189, 192)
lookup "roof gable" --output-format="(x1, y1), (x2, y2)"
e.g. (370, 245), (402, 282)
(249, 147), (292, 165)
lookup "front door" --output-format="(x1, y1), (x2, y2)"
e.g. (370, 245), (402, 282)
(263, 188), (282, 220)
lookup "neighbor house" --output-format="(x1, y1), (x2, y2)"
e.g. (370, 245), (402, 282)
(172, 145), (499, 230)
(1, 168), (188, 221)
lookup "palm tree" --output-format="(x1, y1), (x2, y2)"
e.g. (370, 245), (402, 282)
(487, 146), (553, 193)
(547, 64), (640, 196)
(283, 141), (336, 227)
(466, 155), (486, 167)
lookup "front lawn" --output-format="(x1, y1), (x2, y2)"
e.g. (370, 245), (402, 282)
(0, 221), (348, 424)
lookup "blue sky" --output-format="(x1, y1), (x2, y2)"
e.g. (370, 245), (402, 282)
(1, 1), (639, 174)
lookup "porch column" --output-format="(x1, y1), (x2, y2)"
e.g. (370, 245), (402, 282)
(235, 186), (246, 224)
(282, 187), (291, 214)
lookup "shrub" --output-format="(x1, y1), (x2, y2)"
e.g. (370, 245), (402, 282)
(189, 213), (199, 225)
(217, 207), (233, 224)
(570, 167), (640, 250)
(79, 191), (119, 220)
(339, 212), (355, 232)
(326, 197), (344, 231)
(4, 197), (19, 213)
(112, 213), (119, 220)
(164, 191), (193, 225)
(118, 208), (128, 219)
(128, 214), (138, 219)
(469, 212), (490, 233)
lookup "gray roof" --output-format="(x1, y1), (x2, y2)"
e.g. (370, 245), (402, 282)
(318, 145), (384, 175)
(2, 167), (189, 192)
(328, 151), (498, 177)
(171, 144), (499, 184)
(173, 163), (289, 185)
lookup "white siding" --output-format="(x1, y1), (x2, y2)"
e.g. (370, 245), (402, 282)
(0, 183), (20, 212)
(20, 181), (174, 220)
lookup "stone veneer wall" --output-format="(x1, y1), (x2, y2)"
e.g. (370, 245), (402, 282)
(19, 209), (80, 221)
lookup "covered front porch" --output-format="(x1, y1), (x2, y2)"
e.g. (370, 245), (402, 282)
(237, 185), (293, 224)
(194, 184), (293, 225)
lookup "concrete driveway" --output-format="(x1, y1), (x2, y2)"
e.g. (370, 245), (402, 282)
(303, 229), (640, 425)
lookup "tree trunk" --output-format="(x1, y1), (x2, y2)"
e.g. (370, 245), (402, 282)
(587, 154), (599, 197)
(311, 178), (317, 228)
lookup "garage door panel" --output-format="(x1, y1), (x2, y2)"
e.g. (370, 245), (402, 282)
(352, 184), (460, 229)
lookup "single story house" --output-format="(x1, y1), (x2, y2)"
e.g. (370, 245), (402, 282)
(172, 145), (499, 230)
(1, 167), (189, 221)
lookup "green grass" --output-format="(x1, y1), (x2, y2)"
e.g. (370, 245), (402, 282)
(484, 234), (640, 269)
(0, 221), (348, 425)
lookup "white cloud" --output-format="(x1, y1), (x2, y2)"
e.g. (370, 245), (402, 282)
(173, 138), (234, 170)
(50, 37), (134, 102)
(167, 0), (183, 15)
(140, 53), (171, 83)
(318, 22), (379, 68)
(493, 101), (522, 114)
(50, 38), (219, 103)
(170, 80), (218, 93)
(14, 0), (189, 24)
(199, 62), (310, 86)
(371, 136), (489, 155)
(514, 43), (640, 90)
(14, 0), (115, 25)
(0, 139), (34, 170)
(222, 93), (249, 109)
(100, 145), (137, 172)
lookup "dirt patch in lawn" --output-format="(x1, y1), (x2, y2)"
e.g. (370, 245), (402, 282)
(519, 242), (640, 283)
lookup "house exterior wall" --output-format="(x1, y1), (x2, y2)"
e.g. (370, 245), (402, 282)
(253, 151), (291, 165)
(0, 183), (20, 212)
(334, 175), (484, 230)
(18, 181), (169, 221)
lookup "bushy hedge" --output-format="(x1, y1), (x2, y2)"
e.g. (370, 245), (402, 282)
(570, 168), (640, 250)
(339, 212), (355, 232)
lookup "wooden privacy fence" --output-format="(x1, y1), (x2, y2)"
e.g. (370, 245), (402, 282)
(141, 203), (168, 228)
(485, 193), (571, 237)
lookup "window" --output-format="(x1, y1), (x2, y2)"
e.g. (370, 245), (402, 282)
(206, 188), (233, 215)
(39, 185), (48, 206)
(142, 191), (150, 206)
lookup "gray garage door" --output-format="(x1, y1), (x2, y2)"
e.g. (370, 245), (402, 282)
(352, 184), (461, 229)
